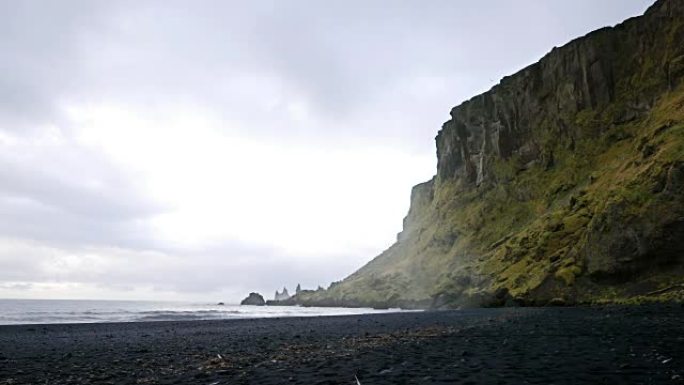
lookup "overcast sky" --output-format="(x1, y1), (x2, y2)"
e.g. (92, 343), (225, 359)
(0, 0), (653, 302)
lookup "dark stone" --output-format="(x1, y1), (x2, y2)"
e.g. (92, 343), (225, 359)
(494, 287), (509, 300)
(240, 293), (266, 306)
(641, 143), (656, 158)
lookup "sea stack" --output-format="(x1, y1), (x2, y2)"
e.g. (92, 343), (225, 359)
(274, 287), (291, 301)
(240, 292), (265, 306)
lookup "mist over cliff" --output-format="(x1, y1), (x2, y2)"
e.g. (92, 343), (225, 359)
(294, 0), (684, 308)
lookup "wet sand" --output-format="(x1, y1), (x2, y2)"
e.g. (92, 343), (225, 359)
(1, 305), (683, 384)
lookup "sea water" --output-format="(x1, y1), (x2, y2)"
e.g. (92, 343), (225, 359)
(0, 299), (402, 325)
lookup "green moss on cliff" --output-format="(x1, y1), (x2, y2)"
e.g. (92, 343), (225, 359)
(296, 0), (684, 309)
(299, 85), (684, 308)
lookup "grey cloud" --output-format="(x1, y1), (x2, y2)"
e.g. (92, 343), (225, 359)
(1, 1), (654, 144)
(0, 1), (109, 130)
(0, 136), (164, 249)
(0, 151), (160, 221)
(0, 196), (152, 250)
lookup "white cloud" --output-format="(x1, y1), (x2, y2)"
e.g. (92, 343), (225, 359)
(65, 101), (433, 256)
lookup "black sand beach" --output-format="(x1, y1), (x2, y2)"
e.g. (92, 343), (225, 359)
(1, 305), (683, 384)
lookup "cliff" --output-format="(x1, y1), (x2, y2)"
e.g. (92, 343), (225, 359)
(299, 0), (684, 308)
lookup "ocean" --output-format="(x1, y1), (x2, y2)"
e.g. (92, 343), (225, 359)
(0, 299), (403, 325)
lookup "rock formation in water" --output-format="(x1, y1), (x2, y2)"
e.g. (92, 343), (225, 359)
(240, 292), (266, 306)
(295, 0), (684, 308)
(274, 287), (291, 301)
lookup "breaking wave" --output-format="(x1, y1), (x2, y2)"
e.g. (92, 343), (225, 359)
(0, 299), (404, 325)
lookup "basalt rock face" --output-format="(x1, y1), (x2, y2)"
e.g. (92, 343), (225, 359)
(436, 0), (684, 189)
(298, 0), (684, 308)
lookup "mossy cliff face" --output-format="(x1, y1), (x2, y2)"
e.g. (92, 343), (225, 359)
(299, 0), (684, 308)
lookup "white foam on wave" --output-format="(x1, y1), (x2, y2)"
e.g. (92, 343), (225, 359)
(0, 299), (407, 325)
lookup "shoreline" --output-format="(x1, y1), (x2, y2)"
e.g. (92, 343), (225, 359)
(0, 299), (408, 326)
(0, 308), (414, 327)
(1, 305), (683, 384)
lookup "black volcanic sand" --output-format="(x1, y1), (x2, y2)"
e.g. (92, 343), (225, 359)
(1, 306), (683, 384)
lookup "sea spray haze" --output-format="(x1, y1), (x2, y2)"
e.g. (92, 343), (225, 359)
(295, 0), (684, 309)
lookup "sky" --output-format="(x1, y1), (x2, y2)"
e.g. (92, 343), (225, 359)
(0, 0), (654, 302)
